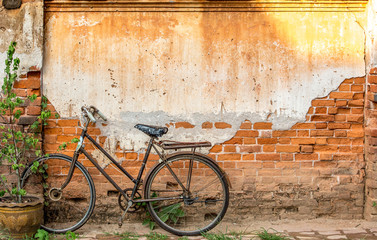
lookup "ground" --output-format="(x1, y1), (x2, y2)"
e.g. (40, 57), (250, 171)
(74, 219), (377, 240)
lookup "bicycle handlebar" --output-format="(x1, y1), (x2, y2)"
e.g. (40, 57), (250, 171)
(82, 107), (96, 123)
(91, 106), (108, 121)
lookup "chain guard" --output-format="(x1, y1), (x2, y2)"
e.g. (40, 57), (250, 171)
(118, 188), (142, 213)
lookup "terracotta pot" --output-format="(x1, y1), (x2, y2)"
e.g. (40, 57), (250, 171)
(0, 196), (43, 239)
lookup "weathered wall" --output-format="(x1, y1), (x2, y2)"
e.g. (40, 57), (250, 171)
(0, 0), (43, 76)
(364, 0), (377, 220)
(43, 5), (366, 151)
(42, 0), (371, 222)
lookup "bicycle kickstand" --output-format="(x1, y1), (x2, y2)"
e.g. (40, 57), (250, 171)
(118, 201), (133, 227)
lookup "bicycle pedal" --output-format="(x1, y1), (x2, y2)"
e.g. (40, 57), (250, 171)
(118, 217), (123, 228)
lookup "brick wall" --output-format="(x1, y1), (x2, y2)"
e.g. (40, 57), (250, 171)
(0, 69), (42, 184)
(364, 67), (377, 220)
(43, 76), (366, 221)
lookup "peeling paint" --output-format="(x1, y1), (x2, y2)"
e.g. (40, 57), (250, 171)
(0, 2), (43, 75)
(43, 11), (366, 151)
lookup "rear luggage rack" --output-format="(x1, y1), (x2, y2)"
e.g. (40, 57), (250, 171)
(158, 140), (212, 150)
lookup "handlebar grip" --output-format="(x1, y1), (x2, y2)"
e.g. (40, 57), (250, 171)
(97, 110), (108, 121)
(84, 108), (96, 123)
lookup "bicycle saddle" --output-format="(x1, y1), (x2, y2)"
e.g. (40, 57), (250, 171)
(134, 124), (168, 138)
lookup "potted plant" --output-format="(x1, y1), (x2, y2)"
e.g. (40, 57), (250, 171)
(0, 42), (51, 239)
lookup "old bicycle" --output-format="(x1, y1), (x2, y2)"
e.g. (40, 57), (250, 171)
(20, 106), (230, 236)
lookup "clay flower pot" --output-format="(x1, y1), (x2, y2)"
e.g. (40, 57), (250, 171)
(0, 196), (43, 239)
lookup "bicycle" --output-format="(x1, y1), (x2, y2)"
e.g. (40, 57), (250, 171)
(20, 106), (230, 236)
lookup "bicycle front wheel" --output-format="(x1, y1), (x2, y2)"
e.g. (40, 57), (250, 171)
(21, 154), (96, 233)
(144, 154), (229, 236)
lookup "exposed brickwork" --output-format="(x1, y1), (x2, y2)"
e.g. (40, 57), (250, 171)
(364, 67), (377, 220)
(42, 76), (366, 222)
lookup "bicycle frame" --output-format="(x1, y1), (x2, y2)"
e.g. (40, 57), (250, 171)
(59, 121), (191, 205)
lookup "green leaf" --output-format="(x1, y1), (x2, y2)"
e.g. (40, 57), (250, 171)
(19, 189), (26, 196)
(158, 212), (169, 223)
(0, 190), (6, 197)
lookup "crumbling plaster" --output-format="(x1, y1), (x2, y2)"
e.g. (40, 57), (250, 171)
(43, 11), (366, 151)
(0, 1), (43, 75)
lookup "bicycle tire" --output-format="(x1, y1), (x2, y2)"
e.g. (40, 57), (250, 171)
(20, 154), (96, 233)
(144, 153), (229, 236)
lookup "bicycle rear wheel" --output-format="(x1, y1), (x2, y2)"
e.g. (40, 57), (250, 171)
(21, 154), (96, 233)
(144, 154), (229, 236)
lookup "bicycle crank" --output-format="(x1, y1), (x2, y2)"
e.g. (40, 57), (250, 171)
(118, 188), (142, 213)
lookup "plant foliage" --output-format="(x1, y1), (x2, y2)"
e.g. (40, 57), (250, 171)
(0, 42), (52, 203)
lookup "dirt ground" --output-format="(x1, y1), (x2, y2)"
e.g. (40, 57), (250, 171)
(75, 218), (377, 239)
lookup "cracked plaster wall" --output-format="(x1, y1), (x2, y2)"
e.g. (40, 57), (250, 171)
(0, 0), (43, 76)
(43, 10), (366, 151)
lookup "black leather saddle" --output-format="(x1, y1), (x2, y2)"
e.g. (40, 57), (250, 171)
(134, 124), (168, 138)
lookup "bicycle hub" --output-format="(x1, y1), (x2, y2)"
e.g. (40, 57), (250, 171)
(49, 188), (63, 201)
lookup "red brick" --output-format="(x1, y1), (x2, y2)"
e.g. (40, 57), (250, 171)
(272, 130), (296, 137)
(353, 93), (364, 100)
(329, 92), (353, 99)
(215, 122), (232, 129)
(335, 115), (347, 121)
(314, 145), (338, 153)
(276, 145), (300, 153)
(333, 154), (357, 161)
(278, 138), (291, 144)
(256, 153), (280, 161)
(291, 123), (316, 129)
(281, 153), (294, 161)
(237, 162), (262, 169)
(224, 137), (243, 144)
(210, 145), (222, 153)
(354, 77), (365, 84)
(311, 115), (335, 122)
(258, 169), (282, 176)
(257, 138), (278, 144)
(328, 123), (351, 129)
(348, 100), (364, 107)
(276, 162), (300, 169)
(57, 119), (80, 127)
(14, 79), (40, 89)
(27, 106), (41, 115)
(217, 154), (241, 161)
(348, 130), (364, 138)
(327, 138), (351, 145)
(224, 145), (236, 152)
(370, 68), (377, 74)
(315, 138), (327, 144)
(301, 145), (313, 153)
(312, 99), (335, 106)
(368, 75), (377, 83)
(63, 127), (77, 134)
(336, 100), (348, 107)
(338, 84), (351, 91)
(240, 121), (252, 129)
(347, 115), (363, 123)
(297, 130), (310, 137)
(316, 123), (328, 129)
(291, 138), (316, 144)
(125, 152), (138, 160)
(263, 145), (275, 152)
(244, 138), (256, 144)
(328, 107), (338, 115)
(44, 128), (63, 135)
(202, 122), (213, 129)
(311, 130), (334, 137)
(254, 122), (272, 129)
(315, 107), (327, 114)
(239, 145), (262, 152)
(242, 154), (255, 160)
(295, 153), (318, 161)
(352, 108), (363, 114)
(235, 130), (258, 137)
(175, 122), (194, 128)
